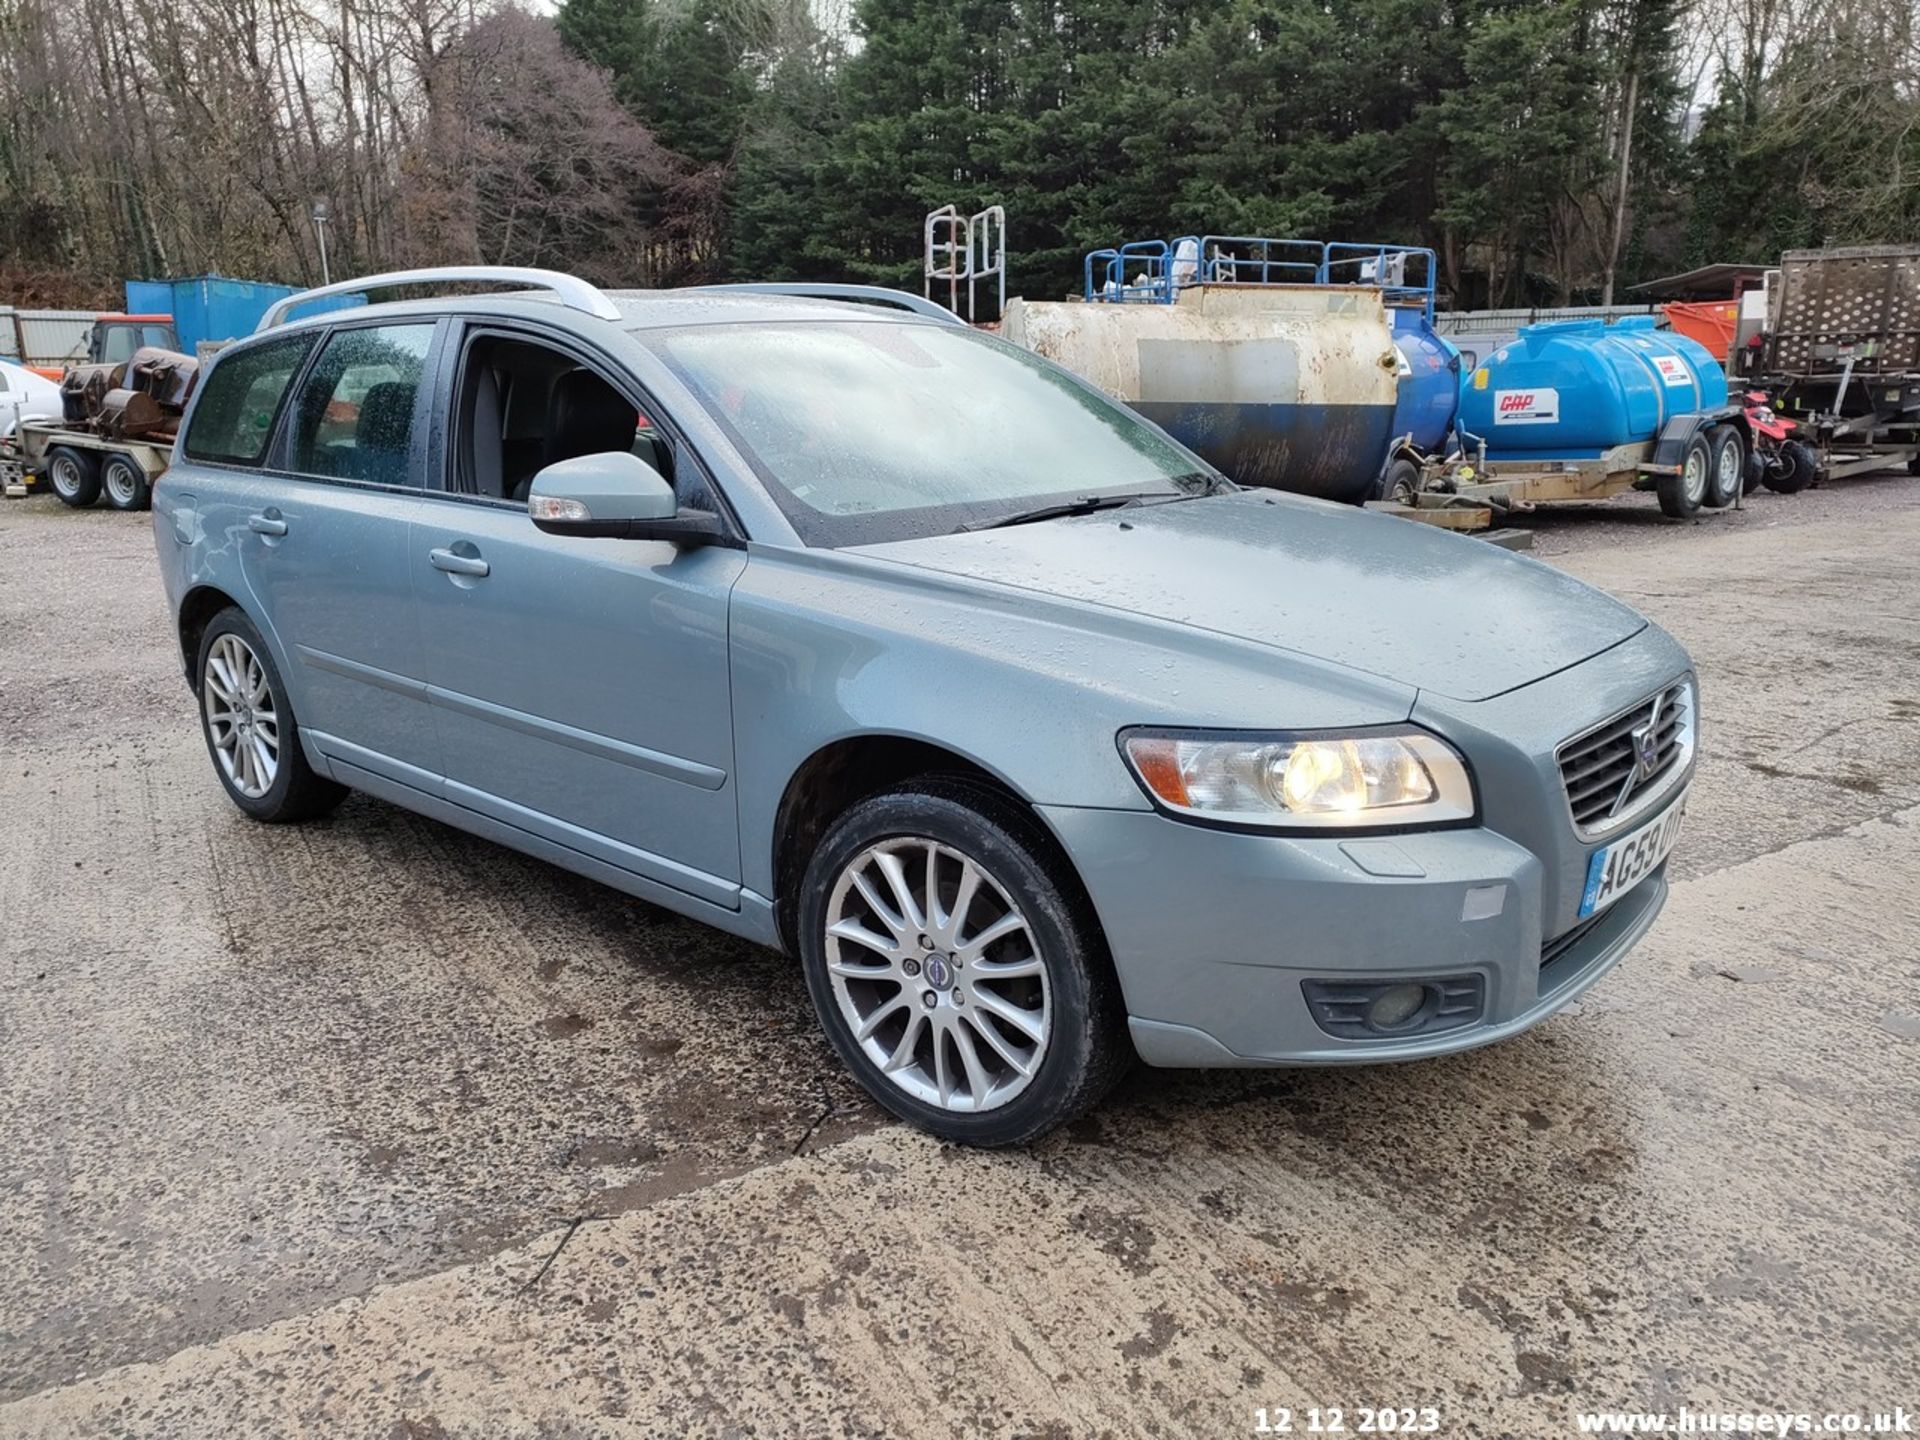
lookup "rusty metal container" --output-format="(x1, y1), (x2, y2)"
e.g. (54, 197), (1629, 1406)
(126, 346), (200, 410)
(96, 388), (170, 439)
(59, 363), (125, 424)
(1003, 285), (1399, 502)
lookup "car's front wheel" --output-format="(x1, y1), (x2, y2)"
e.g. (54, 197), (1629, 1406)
(196, 608), (347, 823)
(798, 781), (1129, 1146)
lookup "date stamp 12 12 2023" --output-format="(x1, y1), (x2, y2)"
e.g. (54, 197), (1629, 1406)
(1255, 1408), (1443, 1434)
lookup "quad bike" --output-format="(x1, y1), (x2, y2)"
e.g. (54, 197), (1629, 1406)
(1742, 390), (1817, 495)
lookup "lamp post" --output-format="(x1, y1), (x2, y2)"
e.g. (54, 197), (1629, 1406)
(311, 199), (332, 286)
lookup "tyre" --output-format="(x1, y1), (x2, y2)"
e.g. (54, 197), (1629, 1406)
(100, 452), (151, 511)
(1657, 433), (1711, 518)
(1704, 424), (1744, 508)
(797, 779), (1129, 1146)
(46, 445), (100, 507)
(1375, 455), (1422, 504)
(195, 608), (347, 823)
(1765, 439), (1818, 494)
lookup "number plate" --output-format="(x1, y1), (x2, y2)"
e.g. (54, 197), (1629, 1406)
(1579, 791), (1687, 918)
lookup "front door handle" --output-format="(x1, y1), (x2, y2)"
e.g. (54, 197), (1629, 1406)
(429, 546), (490, 578)
(247, 511), (287, 537)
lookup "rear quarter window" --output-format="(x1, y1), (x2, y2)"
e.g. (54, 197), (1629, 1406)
(184, 335), (316, 465)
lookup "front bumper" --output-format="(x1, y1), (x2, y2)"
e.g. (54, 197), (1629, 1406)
(1040, 802), (1671, 1066)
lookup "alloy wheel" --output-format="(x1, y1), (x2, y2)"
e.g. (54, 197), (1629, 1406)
(824, 837), (1052, 1113)
(203, 633), (280, 798)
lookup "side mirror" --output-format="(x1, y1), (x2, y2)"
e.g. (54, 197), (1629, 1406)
(526, 450), (725, 544)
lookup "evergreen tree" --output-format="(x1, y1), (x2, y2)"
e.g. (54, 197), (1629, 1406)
(556, 0), (754, 169)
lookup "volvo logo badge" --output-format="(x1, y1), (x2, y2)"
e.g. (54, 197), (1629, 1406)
(923, 955), (954, 990)
(1635, 725), (1660, 775)
(1612, 691), (1666, 818)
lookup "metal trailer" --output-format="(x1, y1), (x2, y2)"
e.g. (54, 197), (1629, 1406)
(4, 417), (172, 510)
(1746, 245), (1920, 481)
(1368, 430), (1738, 535)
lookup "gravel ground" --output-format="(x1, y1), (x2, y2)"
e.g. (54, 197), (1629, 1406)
(1, 477), (1915, 1437)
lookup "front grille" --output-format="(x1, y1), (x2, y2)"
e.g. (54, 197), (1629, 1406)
(1557, 680), (1692, 834)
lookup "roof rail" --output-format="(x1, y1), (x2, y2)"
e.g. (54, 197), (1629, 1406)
(686, 282), (967, 326)
(255, 266), (622, 332)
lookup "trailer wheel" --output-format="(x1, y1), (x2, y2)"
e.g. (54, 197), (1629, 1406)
(101, 452), (152, 511)
(1704, 425), (1744, 508)
(1765, 440), (1817, 494)
(47, 446), (101, 508)
(1658, 434), (1711, 518)
(1375, 456), (1423, 504)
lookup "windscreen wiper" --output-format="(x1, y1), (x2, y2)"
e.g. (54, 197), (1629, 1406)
(961, 494), (1150, 532)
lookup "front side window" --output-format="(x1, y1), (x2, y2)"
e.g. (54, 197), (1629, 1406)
(287, 323), (435, 486)
(642, 321), (1214, 545)
(183, 334), (317, 466)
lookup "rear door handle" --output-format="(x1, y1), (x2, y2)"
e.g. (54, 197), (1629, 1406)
(429, 546), (490, 578)
(248, 512), (287, 537)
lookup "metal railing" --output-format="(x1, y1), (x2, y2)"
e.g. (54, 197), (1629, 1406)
(1084, 236), (1438, 319)
(924, 205), (1007, 322)
(256, 266), (623, 331)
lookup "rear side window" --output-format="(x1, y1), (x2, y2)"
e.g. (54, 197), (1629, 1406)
(286, 324), (435, 486)
(183, 335), (316, 465)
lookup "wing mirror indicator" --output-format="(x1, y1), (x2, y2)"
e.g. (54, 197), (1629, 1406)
(529, 493), (591, 524)
(526, 450), (729, 546)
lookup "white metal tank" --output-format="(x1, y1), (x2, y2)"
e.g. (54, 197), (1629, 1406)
(1004, 284), (1399, 502)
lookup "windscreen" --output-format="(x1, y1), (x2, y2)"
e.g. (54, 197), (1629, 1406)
(644, 320), (1211, 545)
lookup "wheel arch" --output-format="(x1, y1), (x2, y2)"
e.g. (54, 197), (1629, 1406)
(177, 584), (247, 689)
(769, 733), (1102, 960)
(1649, 406), (1737, 470)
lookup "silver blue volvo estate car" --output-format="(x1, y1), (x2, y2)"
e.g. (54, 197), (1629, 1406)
(152, 269), (1696, 1145)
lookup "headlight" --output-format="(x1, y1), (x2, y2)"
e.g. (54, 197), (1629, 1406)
(1119, 726), (1476, 831)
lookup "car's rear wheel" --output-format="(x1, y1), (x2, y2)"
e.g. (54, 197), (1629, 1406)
(47, 446), (99, 507)
(196, 608), (347, 823)
(798, 780), (1128, 1146)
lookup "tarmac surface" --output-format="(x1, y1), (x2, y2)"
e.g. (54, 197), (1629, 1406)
(1, 478), (1916, 1437)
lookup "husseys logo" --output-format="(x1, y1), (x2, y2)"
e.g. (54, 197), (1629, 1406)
(1492, 387), (1559, 425)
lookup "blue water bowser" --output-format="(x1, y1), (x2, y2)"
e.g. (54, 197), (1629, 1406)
(1444, 315), (1749, 518)
(1457, 316), (1728, 458)
(1390, 306), (1463, 455)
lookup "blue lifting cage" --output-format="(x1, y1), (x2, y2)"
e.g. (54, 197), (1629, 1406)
(1083, 236), (1437, 321)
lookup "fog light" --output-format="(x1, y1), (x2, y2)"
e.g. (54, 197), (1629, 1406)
(1302, 975), (1484, 1041)
(1366, 983), (1428, 1030)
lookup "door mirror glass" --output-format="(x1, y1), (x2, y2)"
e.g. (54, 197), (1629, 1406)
(528, 450), (676, 533)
